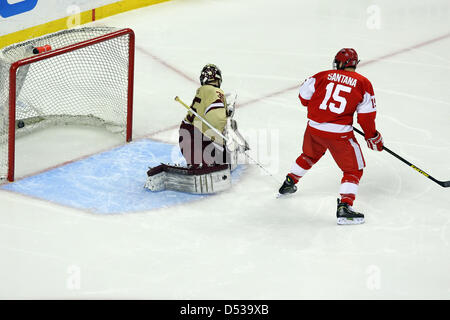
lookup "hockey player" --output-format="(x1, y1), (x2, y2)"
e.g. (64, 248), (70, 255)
(179, 64), (230, 167)
(278, 48), (384, 225)
(145, 64), (248, 194)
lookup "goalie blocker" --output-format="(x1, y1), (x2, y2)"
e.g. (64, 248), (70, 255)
(145, 164), (231, 194)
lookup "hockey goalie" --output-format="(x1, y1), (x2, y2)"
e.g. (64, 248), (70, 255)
(145, 64), (249, 194)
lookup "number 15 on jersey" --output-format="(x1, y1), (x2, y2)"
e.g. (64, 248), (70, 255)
(319, 83), (352, 114)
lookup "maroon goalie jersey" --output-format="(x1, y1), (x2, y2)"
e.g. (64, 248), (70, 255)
(299, 69), (377, 139)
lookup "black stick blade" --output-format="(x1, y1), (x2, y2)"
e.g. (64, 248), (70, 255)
(440, 181), (450, 188)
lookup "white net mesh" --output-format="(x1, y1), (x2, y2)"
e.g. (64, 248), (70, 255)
(0, 27), (132, 180)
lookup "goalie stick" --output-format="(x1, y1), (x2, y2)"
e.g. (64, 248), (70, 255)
(174, 96), (277, 180)
(353, 127), (449, 188)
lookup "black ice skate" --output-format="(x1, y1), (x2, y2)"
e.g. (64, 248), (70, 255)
(277, 175), (297, 198)
(336, 199), (365, 225)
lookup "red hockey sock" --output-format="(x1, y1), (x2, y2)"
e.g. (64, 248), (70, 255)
(341, 170), (363, 185)
(288, 173), (301, 183)
(339, 170), (363, 206)
(340, 193), (355, 206)
(288, 154), (316, 184)
(296, 154), (315, 170)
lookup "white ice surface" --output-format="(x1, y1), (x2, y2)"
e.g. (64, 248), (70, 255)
(1, 0), (449, 299)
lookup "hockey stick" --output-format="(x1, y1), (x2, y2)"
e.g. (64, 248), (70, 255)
(353, 127), (450, 188)
(174, 96), (277, 179)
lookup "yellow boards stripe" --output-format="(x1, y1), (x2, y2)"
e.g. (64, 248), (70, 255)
(95, 0), (170, 20)
(0, 11), (93, 49)
(0, 0), (170, 49)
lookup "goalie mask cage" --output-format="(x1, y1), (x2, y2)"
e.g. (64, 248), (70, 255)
(0, 27), (135, 182)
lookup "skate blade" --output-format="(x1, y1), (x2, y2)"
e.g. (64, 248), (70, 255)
(276, 192), (294, 199)
(337, 217), (365, 225)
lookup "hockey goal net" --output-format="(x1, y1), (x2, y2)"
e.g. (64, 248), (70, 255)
(0, 27), (135, 181)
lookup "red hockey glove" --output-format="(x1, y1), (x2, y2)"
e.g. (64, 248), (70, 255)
(366, 131), (384, 151)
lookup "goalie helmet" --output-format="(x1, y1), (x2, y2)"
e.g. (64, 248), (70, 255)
(200, 64), (222, 87)
(333, 48), (360, 70)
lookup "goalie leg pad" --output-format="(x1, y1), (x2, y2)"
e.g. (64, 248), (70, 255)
(145, 164), (232, 194)
(145, 165), (167, 191)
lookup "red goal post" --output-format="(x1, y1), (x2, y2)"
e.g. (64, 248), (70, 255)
(1, 27), (135, 182)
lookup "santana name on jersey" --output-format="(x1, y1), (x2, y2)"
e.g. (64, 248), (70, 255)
(327, 73), (357, 87)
